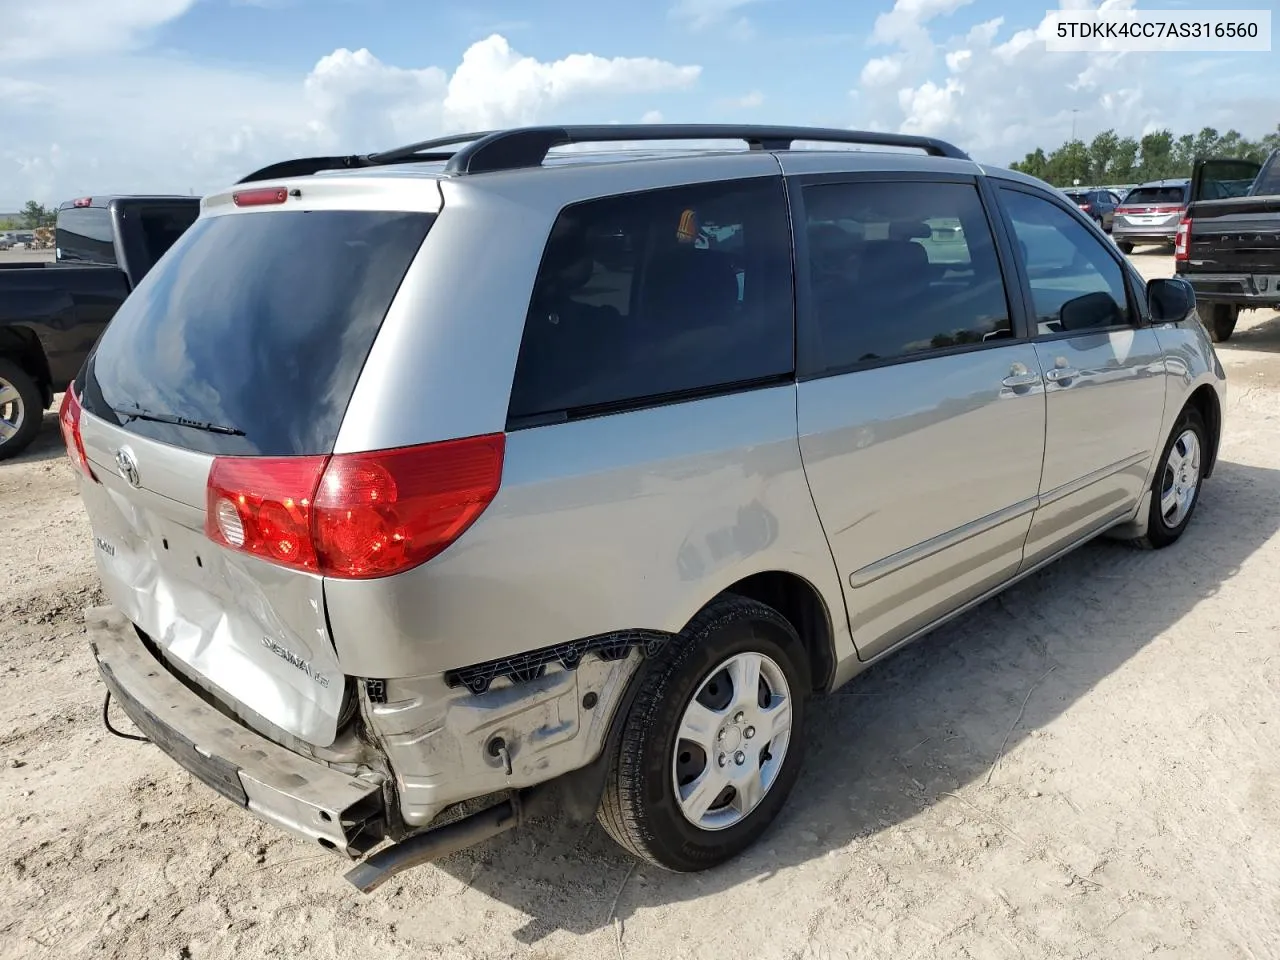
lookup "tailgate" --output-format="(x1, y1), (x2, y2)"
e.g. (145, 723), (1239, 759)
(1188, 198), (1280, 274)
(78, 412), (347, 745)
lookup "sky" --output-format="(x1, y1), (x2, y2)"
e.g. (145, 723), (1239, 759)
(0, 0), (1276, 209)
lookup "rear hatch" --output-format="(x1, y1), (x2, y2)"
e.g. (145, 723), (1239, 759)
(1115, 185), (1187, 231)
(74, 188), (436, 746)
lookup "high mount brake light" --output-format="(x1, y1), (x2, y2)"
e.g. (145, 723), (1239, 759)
(205, 434), (506, 579)
(232, 187), (288, 207)
(58, 385), (96, 481)
(1175, 217), (1192, 261)
(72, 197), (92, 208)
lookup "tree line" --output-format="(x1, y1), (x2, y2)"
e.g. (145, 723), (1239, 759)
(0, 201), (57, 231)
(1009, 123), (1280, 187)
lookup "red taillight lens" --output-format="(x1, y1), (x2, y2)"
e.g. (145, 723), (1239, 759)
(1175, 217), (1192, 261)
(314, 434), (505, 579)
(205, 434), (505, 579)
(206, 456), (327, 571)
(232, 187), (288, 207)
(1080, 203), (1092, 212)
(58, 385), (95, 480)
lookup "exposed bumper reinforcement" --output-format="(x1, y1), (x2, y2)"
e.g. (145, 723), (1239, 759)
(86, 605), (385, 858)
(344, 797), (522, 893)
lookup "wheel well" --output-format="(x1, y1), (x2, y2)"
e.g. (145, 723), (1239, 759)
(0, 327), (52, 400)
(723, 571), (835, 694)
(1186, 384), (1221, 478)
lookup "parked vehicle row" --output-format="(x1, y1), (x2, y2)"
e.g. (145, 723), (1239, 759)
(0, 195), (200, 458)
(63, 124), (1224, 888)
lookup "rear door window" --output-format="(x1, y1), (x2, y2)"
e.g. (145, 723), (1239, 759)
(507, 177), (794, 424)
(57, 207), (116, 264)
(800, 179), (1013, 372)
(80, 209), (433, 456)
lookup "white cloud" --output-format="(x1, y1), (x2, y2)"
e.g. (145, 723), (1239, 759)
(727, 90), (764, 108)
(0, 0), (197, 62)
(670, 0), (762, 33)
(0, 24), (700, 207)
(641, 110), (665, 123)
(870, 0), (975, 47)
(855, 0), (1276, 166)
(861, 56), (904, 88)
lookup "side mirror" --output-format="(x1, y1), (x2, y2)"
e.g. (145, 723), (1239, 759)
(1147, 277), (1196, 322)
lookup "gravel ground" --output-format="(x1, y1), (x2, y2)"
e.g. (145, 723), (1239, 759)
(2, 253), (1279, 960)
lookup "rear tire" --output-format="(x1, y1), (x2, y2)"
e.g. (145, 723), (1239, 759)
(1203, 303), (1238, 343)
(597, 594), (809, 872)
(1117, 241), (1134, 254)
(1131, 405), (1207, 550)
(0, 359), (43, 462)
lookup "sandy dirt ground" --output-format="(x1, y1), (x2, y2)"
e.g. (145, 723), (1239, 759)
(2, 253), (1279, 960)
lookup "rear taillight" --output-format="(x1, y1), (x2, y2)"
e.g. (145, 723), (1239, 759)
(1175, 217), (1192, 261)
(58, 385), (95, 480)
(1080, 203), (1092, 212)
(207, 455), (327, 571)
(205, 434), (505, 579)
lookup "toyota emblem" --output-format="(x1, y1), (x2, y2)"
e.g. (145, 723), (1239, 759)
(115, 447), (141, 488)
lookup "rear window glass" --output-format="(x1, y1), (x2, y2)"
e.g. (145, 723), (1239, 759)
(506, 177), (794, 424)
(1123, 186), (1186, 205)
(57, 207), (116, 264)
(80, 209), (432, 456)
(136, 205), (200, 265)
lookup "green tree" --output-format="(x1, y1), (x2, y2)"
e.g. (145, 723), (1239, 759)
(1111, 136), (1139, 182)
(1045, 138), (1092, 186)
(1010, 146), (1049, 180)
(20, 201), (54, 229)
(1137, 130), (1175, 181)
(1087, 129), (1119, 182)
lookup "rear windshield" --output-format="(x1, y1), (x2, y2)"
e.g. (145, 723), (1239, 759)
(80, 209), (433, 456)
(57, 207), (116, 265)
(1123, 186), (1186, 205)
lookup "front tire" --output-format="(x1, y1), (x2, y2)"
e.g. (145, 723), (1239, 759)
(1203, 303), (1238, 343)
(597, 595), (809, 872)
(1132, 406), (1207, 550)
(0, 359), (43, 461)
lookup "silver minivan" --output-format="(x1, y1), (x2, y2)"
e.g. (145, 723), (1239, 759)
(64, 125), (1225, 890)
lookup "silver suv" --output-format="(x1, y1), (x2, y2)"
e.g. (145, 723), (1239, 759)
(64, 125), (1225, 890)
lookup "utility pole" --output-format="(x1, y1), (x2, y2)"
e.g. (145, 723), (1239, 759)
(1071, 108), (1079, 143)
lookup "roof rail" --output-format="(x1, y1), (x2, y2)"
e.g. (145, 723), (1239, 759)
(236, 125), (969, 184)
(443, 124), (970, 174)
(237, 132), (496, 184)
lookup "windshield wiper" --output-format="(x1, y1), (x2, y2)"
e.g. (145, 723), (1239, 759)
(113, 404), (245, 437)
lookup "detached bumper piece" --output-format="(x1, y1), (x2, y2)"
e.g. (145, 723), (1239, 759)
(86, 606), (384, 858)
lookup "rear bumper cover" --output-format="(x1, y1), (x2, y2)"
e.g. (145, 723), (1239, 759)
(87, 605), (385, 857)
(1181, 272), (1280, 307)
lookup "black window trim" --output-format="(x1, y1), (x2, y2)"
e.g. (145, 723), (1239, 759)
(990, 179), (1147, 345)
(503, 173), (799, 432)
(791, 170), (1033, 382)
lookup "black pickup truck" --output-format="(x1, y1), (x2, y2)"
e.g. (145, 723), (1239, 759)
(0, 195), (200, 458)
(1175, 150), (1280, 342)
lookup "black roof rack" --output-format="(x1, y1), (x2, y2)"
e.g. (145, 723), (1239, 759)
(237, 124), (968, 183)
(443, 124), (970, 174)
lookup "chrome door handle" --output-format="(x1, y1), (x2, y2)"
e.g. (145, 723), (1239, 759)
(1001, 371), (1042, 388)
(1044, 367), (1080, 383)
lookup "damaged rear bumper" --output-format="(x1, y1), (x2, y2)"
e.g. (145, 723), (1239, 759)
(86, 605), (385, 858)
